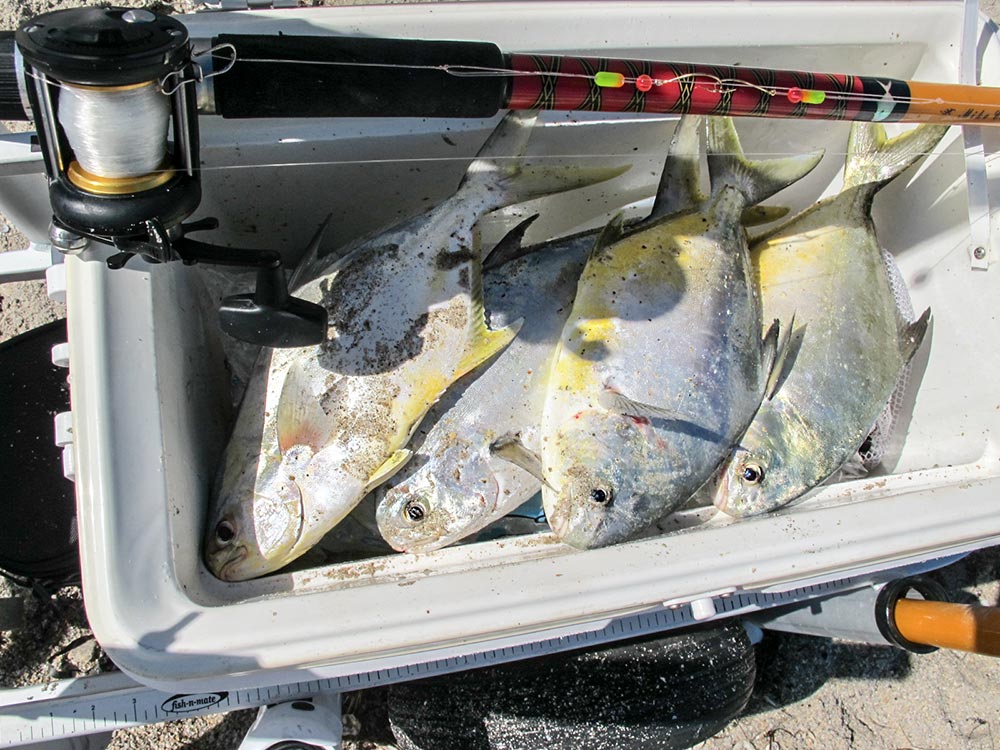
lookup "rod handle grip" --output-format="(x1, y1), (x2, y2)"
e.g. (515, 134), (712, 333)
(211, 34), (508, 119)
(894, 598), (1000, 657)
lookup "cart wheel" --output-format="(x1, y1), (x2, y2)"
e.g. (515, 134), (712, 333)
(387, 620), (755, 750)
(0, 320), (79, 584)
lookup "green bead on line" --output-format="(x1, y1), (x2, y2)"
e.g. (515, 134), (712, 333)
(594, 71), (626, 88)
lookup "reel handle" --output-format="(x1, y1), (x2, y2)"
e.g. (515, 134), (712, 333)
(174, 236), (328, 349)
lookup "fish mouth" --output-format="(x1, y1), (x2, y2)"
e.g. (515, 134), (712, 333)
(544, 492), (570, 538)
(547, 510), (569, 539)
(711, 469), (735, 514)
(212, 544), (249, 582)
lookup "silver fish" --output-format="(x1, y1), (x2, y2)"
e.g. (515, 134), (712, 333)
(539, 117), (822, 549)
(712, 122), (947, 516)
(204, 112), (627, 581)
(374, 116), (722, 553)
(372, 225), (589, 553)
(373, 115), (792, 554)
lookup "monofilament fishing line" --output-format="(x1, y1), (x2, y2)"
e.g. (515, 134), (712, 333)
(57, 81), (170, 178)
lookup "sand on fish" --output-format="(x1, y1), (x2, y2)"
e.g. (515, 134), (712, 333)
(0, 2), (998, 748)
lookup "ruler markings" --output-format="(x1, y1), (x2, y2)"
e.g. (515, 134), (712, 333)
(0, 574), (871, 748)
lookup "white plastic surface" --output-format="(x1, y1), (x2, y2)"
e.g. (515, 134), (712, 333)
(53, 412), (72, 448)
(51, 343), (69, 369)
(59, 1), (1000, 691)
(61, 446), (75, 485)
(0, 244), (50, 284)
(45, 263), (65, 304)
(237, 695), (341, 750)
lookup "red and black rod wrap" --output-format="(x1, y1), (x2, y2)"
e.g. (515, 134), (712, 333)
(207, 34), (1000, 125)
(506, 53), (907, 122)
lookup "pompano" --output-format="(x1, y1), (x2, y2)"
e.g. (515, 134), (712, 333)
(712, 122), (947, 516)
(373, 221), (591, 554)
(374, 115), (791, 554)
(538, 117), (823, 549)
(204, 112), (627, 581)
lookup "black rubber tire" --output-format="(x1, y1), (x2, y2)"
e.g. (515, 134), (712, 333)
(387, 619), (755, 750)
(0, 319), (79, 583)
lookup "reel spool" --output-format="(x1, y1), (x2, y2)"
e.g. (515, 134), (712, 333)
(14, 7), (326, 348)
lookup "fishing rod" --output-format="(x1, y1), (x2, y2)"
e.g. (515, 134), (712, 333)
(4, 6), (996, 346)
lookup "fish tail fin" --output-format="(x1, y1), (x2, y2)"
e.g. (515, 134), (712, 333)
(459, 111), (630, 208)
(843, 123), (949, 193)
(741, 204), (790, 226)
(649, 115), (705, 220)
(707, 117), (824, 205)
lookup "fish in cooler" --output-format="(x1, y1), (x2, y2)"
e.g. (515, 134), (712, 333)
(536, 117), (822, 549)
(712, 122), (947, 517)
(204, 112), (627, 581)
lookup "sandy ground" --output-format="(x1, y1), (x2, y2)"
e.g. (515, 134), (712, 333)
(2, 2), (1000, 749)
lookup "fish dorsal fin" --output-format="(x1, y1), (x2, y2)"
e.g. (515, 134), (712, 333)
(598, 387), (686, 422)
(458, 111), (630, 210)
(456, 257), (522, 378)
(588, 212), (626, 264)
(899, 307), (931, 363)
(843, 123), (949, 197)
(707, 117), (823, 206)
(275, 361), (330, 453)
(489, 433), (550, 488)
(364, 449), (414, 494)
(650, 115), (705, 220)
(483, 214), (540, 271)
(288, 213), (336, 289)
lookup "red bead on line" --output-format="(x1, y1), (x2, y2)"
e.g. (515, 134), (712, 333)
(636, 74), (654, 92)
(787, 87), (804, 103)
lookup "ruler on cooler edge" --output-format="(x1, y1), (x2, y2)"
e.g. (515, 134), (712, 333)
(0, 556), (960, 748)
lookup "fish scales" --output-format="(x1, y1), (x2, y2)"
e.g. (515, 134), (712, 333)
(376, 116), (727, 553)
(541, 118), (823, 549)
(205, 112), (627, 580)
(542, 199), (763, 547)
(714, 122), (947, 516)
(375, 231), (594, 553)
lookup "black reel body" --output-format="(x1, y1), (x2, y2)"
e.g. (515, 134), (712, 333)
(17, 7), (202, 241)
(15, 6), (326, 348)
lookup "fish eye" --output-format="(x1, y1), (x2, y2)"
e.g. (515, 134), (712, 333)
(740, 463), (764, 485)
(404, 500), (427, 523)
(215, 520), (235, 545)
(589, 487), (613, 506)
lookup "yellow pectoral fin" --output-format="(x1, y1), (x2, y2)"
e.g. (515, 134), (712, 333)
(364, 449), (413, 494)
(455, 318), (522, 379)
